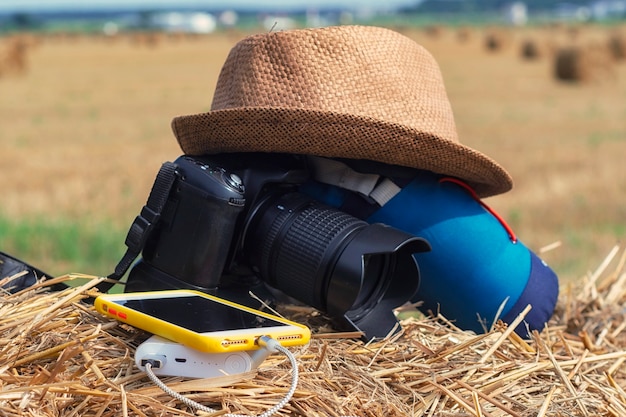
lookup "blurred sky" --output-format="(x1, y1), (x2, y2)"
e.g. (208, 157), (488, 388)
(0, 0), (420, 12)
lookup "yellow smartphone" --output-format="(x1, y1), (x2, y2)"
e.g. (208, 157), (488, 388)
(94, 289), (311, 353)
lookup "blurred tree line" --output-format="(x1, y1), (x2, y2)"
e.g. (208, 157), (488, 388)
(404, 0), (611, 13)
(0, 13), (44, 31)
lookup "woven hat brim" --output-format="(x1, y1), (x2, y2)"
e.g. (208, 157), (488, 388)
(171, 107), (513, 198)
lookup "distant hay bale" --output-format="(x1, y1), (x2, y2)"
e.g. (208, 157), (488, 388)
(485, 33), (501, 51)
(554, 47), (587, 81)
(520, 38), (543, 60)
(423, 24), (445, 38)
(607, 33), (626, 60)
(0, 35), (30, 77)
(553, 45), (615, 83)
(484, 29), (509, 52)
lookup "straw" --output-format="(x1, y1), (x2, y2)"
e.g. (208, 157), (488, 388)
(1, 250), (626, 416)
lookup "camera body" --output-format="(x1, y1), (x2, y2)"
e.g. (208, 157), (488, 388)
(129, 155), (247, 291)
(125, 153), (430, 339)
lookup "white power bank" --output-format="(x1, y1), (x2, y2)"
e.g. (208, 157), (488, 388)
(135, 335), (271, 378)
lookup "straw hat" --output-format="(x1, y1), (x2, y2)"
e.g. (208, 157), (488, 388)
(171, 25), (513, 197)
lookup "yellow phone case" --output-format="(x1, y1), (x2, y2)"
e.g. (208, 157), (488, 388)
(94, 289), (311, 353)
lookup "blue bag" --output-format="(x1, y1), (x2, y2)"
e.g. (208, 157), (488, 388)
(301, 168), (559, 338)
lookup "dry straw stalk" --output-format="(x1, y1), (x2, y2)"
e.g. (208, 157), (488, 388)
(1, 247), (626, 416)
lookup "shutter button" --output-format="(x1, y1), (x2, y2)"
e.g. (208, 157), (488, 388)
(224, 173), (243, 190)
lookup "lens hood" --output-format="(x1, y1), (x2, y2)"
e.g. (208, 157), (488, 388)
(325, 224), (430, 339)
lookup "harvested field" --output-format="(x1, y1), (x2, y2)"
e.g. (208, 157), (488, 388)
(1, 244), (626, 416)
(2, 25), (625, 280)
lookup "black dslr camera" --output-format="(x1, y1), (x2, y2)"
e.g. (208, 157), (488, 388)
(118, 153), (430, 340)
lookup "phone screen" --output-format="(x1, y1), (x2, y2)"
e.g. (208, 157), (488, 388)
(111, 295), (290, 333)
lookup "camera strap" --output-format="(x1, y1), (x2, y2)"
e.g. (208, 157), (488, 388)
(97, 161), (179, 293)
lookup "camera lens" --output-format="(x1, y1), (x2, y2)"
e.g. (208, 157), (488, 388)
(244, 192), (426, 332)
(245, 193), (363, 312)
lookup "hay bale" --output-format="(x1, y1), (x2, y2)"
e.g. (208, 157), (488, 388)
(0, 35), (31, 77)
(607, 33), (626, 60)
(484, 29), (510, 52)
(484, 33), (502, 51)
(423, 24), (445, 39)
(2, 246), (626, 416)
(553, 45), (615, 83)
(554, 47), (587, 81)
(520, 38), (544, 60)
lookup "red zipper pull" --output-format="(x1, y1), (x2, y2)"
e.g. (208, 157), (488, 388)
(439, 177), (518, 243)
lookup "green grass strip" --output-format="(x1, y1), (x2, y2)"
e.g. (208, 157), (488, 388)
(0, 214), (126, 278)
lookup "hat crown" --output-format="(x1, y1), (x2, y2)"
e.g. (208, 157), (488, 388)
(211, 25), (458, 143)
(171, 25), (513, 197)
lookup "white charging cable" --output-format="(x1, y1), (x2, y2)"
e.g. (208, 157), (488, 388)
(143, 335), (298, 417)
